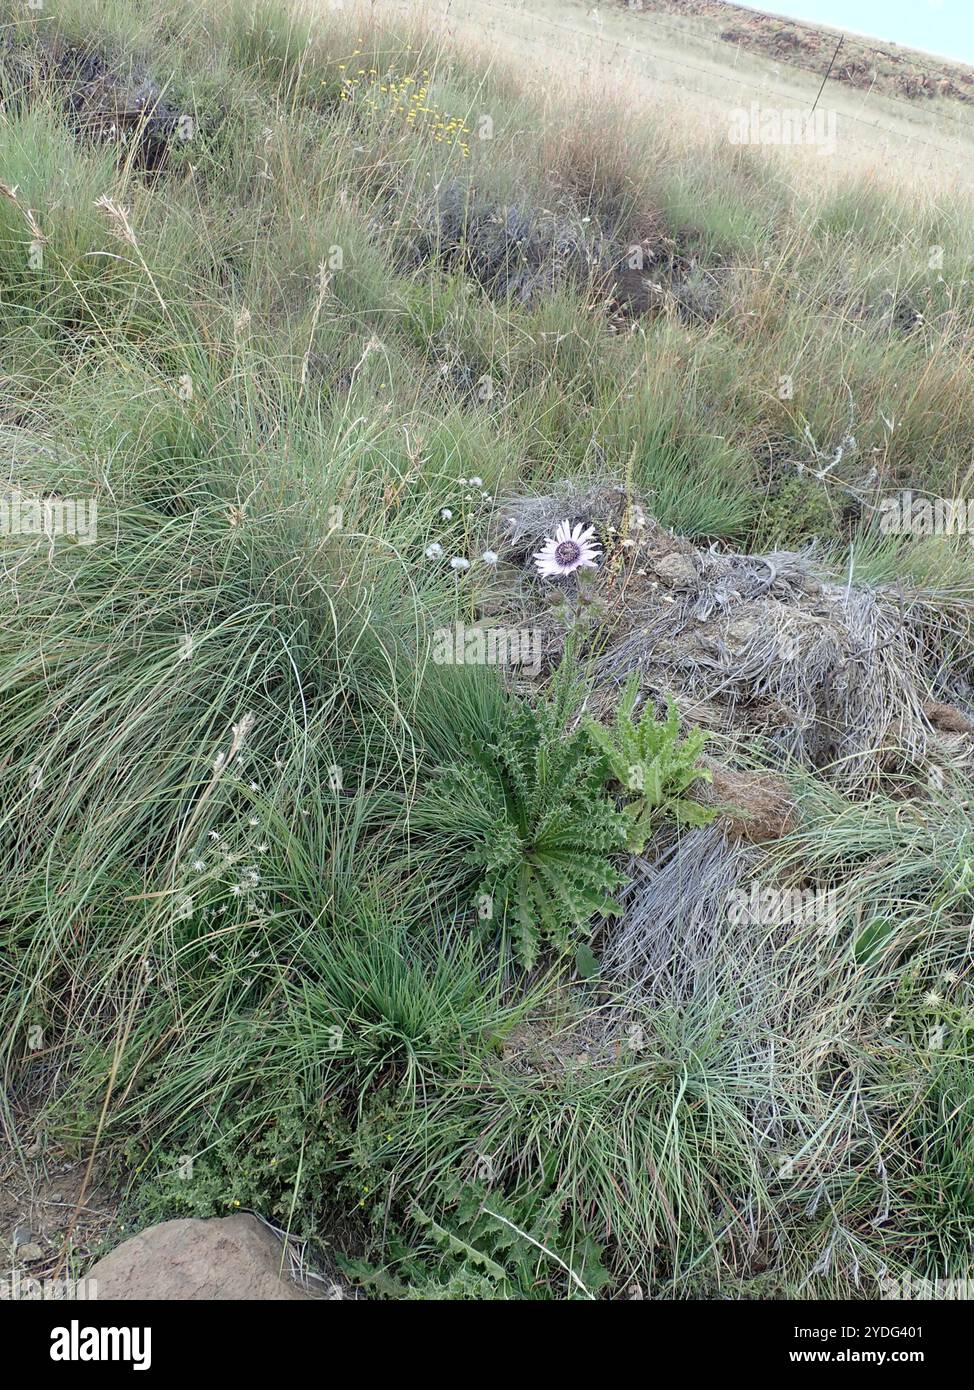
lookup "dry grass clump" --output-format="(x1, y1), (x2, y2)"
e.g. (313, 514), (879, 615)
(0, 29), (181, 171)
(606, 822), (766, 996)
(408, 179), (609, 305)
(406, 178), (725, 324)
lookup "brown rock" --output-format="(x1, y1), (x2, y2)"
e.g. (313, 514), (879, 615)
(923, 699), (971, 735)
(83, 1215), (329, 1301)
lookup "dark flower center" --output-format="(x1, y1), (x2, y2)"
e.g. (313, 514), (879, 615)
(554, 539), (581, 567)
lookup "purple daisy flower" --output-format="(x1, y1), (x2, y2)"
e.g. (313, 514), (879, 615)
(532, 519), (601, 578)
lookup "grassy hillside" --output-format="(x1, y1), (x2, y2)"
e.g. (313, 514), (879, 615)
(3, 0), (974, 1298)
(612, 0), (974, 106)
(413, 0), (974, 190)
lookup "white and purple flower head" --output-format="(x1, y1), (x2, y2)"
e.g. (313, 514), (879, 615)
(532, 519), (601, 579)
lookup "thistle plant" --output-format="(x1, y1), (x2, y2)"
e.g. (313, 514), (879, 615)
(583, 675), (715, 854)
(427, 672), (629, 970)
(477, 701), (627, 968)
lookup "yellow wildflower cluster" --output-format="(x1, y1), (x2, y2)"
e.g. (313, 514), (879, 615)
(334, 49), (471, 158)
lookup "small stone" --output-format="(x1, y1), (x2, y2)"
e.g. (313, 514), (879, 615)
(653, 553), (697, 588)
(18, 1243), (44, 1262)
